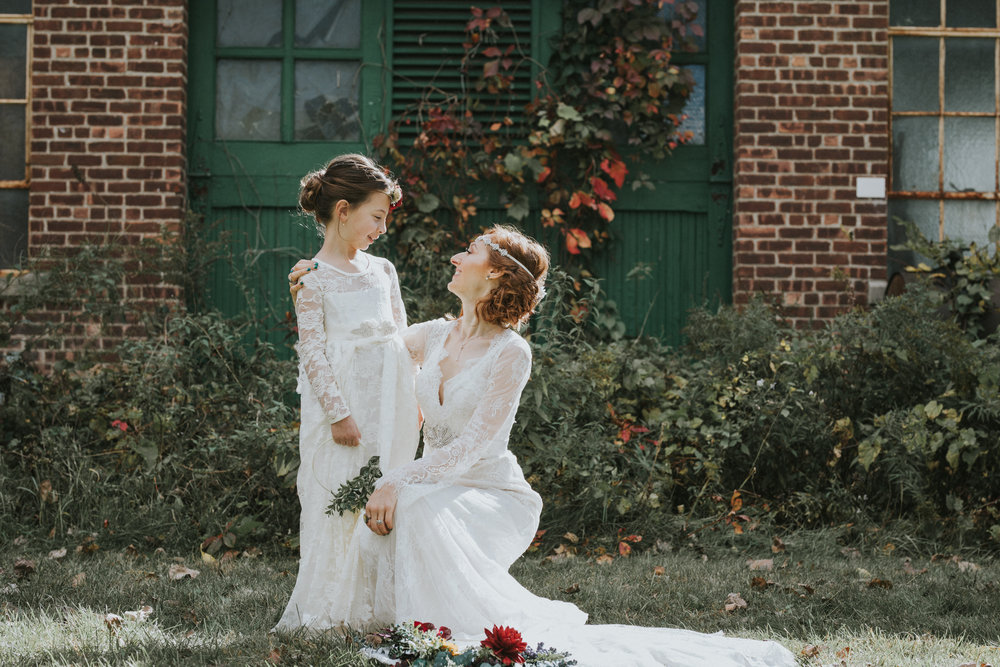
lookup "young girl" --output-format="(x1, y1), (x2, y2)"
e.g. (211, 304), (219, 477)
(273, 154), (419, 632)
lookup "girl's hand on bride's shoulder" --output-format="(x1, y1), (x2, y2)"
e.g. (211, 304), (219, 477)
(330, 415), (362, 448)
(364, 485), (397, 536)
(287, 258), (317, 302)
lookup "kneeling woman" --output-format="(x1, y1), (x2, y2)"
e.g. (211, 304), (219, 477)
(360, 225), (796, 667)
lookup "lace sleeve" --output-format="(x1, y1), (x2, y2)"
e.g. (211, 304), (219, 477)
(401, 318), (441, 366)
(376, 337), (531, 491)
(384, 260), (408, 333)
(295, 274), (351, 423)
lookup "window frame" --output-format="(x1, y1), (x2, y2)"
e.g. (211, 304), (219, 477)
(187, 0), (389, 207)
(888, 1), (1000, 242)
(0, 6), (32, 272)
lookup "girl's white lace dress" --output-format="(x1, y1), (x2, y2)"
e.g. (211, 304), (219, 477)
(273, 254), (419, 631)
(361, 318), (797, 667)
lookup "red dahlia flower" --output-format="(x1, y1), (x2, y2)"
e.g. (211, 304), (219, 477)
(437, 626), (452, 639)
(414, 621), (435, 633)
(481, 625), (527, 665)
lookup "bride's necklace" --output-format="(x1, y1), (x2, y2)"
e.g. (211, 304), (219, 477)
(453, 331), (490, 363)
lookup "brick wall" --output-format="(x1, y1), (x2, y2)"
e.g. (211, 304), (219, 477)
(17, 0), (188, 366)
(732, 0), (889, 325)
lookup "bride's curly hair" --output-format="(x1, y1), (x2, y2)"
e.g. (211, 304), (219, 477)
(298, 154), (399, 233)
(476, 225), (549, 330)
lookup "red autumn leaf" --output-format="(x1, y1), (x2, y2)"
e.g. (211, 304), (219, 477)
(618, 541), (632, 557)
(537, 166), (551, 183)
(600, 158), (628, 188)
(490, 122), (502, 131)
(569, 191), (594, 210)
(486, 6), (502, 19)
(483, 60), (500, 78)
(590, 176), (616, 202)
(597, 202), (615, 222)
(483, 46), (502, 58)
(565, 228), (591, 255)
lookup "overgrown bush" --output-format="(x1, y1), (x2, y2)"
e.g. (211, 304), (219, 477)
(512, 282), (1000, 550)
(1, 236), (300, 553)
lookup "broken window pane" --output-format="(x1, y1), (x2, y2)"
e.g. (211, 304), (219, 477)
(295, 0), (361, 49)
(217, 0), (282, 48)
(216, 59), (281, 141)
(294, 60), (360, 141)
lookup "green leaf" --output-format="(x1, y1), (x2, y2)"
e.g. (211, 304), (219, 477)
(856, 437), (882, 472)
(507, 194), (530, 221)
(556, 102), (583, 121)
(416, 193), (440, 213)
(924, 400), (943, 419)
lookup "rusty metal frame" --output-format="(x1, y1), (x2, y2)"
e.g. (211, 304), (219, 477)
(887, 0), (1000, 240)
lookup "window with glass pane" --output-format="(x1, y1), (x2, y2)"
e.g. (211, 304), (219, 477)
(0, 3), (30, 270)
(213, 0), (362, 142)
(659, 0), (707, 145)
(889, 0), (1000, 249)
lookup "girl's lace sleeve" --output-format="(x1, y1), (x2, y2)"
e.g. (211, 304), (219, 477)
(376, 338), (531, 491)
(295, 275), (351, 423)
(384, 260), (408, 333)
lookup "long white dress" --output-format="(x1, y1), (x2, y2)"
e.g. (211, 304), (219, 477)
(273, 253), (419, 631)
(362, 318), (797, 667)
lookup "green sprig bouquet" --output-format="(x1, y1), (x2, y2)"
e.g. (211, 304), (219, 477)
(326, 455), (383, 517)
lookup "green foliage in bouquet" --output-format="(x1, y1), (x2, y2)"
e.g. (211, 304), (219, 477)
(326, 456), (382, 517)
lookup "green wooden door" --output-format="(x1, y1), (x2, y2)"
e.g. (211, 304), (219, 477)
(593, 0), (733, 344)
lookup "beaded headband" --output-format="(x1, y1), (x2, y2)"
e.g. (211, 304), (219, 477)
(477, 235), (533, 277)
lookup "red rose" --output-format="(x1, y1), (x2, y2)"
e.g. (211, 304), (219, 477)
(437, 626), (452, 639)
(414, 621), (435, 633)
(481, 625), (527, 665)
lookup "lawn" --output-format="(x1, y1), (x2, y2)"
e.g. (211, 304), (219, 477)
(1, 529), (998, 666)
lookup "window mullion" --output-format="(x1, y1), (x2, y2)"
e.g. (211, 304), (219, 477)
(282, 0), (295, 143)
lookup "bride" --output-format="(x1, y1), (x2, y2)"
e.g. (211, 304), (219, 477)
(290, 225), (795, 666)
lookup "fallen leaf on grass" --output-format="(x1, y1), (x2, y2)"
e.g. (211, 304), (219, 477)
(104, 613), (123, 633)
(595, 554), (614, 565)
(241, 547), (261, 559)
(71, 573), (86, 587)
(723, 592), (747, 612)
(13, 536), (27, 546)
(652, 566), (666, 576)
(562, 583), (580, 594)
(956, 559), (980, 573)
(902, 558), (928, 575)
(750, 576), (773, 590)
(836, 646), (851, 659)
(771, 536), (786, 553)
(867, 578), (893, 589)
(123, 605), (153, 622)
(563, 532), (579, 544)
(266, 648), (282, 664)
(746, 558), (773, 571)
(839, 547), (860, 559)
(168, 564), (200, 581)
(48, 548), (67, 560)
(800, 644), (820, 657)
(13, 559), (35, 579)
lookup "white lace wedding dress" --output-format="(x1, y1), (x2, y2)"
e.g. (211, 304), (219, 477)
(273, 253), (419, 632)
(359, 318), (797, 666)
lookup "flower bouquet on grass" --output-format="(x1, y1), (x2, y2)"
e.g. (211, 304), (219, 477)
(358, 620), (576, 666)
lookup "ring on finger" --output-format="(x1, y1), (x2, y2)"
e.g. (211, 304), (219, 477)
(375, 519), (384, 525)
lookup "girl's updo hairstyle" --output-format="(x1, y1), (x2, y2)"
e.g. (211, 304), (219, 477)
(476, 224), (549, 330)
(298, 153), (399, 233)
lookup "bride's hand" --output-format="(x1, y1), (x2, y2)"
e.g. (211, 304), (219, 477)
(287, 259), (317, 304)
(364, 485), (397, 536)
(330, 415), (362, 447)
